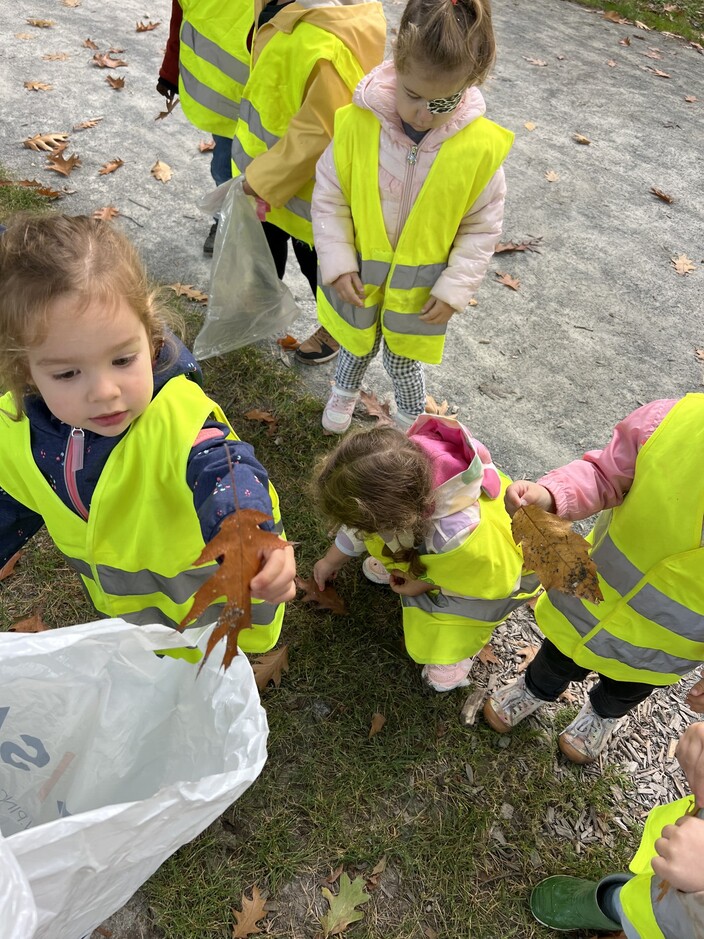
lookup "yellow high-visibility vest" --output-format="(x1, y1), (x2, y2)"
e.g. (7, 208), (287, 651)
(316, 104), (514, 364)
(231, 21), (367, 244)
(0, 377), (284, 654)
(535, 393), (704, 685)
(179, 0), (253, 138)
(365, 472), (538, 663)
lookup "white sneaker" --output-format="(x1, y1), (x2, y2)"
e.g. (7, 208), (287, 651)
(322, 386), (359, 434)
(558, 700), (622, 764)
(483, 674), (545, 733)
(422, 657), (474, 692)
(362, 556), (391, 585)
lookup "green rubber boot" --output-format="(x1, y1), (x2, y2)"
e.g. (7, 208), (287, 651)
(530, 874), (628, 932)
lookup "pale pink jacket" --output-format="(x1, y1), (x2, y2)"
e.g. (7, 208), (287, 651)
(311, 60), (507, 311)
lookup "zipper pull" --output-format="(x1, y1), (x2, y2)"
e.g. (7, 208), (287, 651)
(407, 145), (418, 165)
(70, 427), (85, 472)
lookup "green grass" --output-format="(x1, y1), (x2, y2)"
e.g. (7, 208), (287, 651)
(0, 179), (640, 938)
(572, 0), (704, 44)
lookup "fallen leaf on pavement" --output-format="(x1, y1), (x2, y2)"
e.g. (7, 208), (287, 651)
(83, 37), (99, 48)
(368, 712), (386, 738)
(296, 575), (348, 615)
(73, 117), (102, 130)
(573, 133), (591, 145)
(685, 95), (698, 102)
(359, 389), (394, 427)
(98, 158), (124, 175)
(671, 254), (695, 275)
(640, 65), (671, 78)
(523, 56), (547, 66)
(92, 52), (128, 68)
(495, 271), (521, 291)
(232, 885), (268, 938)
(524, 121), (536, 131)
(24, 80), (54, 91)
(93, 206), (120, 221)
(27, 18), (55, 27)
(166, 283), (208, 302)
(10, 609), (50, 633)
(136, 20), (160, 31)
(320, 873), (370, 937)
(151, 159), (172, 182)
(45, 152), (81, 176)
(494, 237), (543, 254)
(545, 170), (559, 182)
(0, 551), (23, 581)
(425, 394), (449, 415)
(16, 32), (35, 40)
(106, 76), (125, 90)
(512, 504), (603, 603)
(24, 131), (68, 151)
(695, 349), (704, 362)
(618, 36), (631, 45)
(650, 186), (674, 204)
(607, 59), (617, 67)
(251, 646), (289, 691)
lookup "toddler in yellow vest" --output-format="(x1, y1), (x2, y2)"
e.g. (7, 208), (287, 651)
(311, 0), (513, 433)
(484, 397), (704, 763)
(0, 213), (296, 649)
(311, 416), (539, 691)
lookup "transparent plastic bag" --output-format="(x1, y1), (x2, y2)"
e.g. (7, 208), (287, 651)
(194, 177), (299, 359)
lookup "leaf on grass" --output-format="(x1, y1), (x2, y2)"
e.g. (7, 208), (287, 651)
(199, 138), (216, 152)
(494, 236), (543, 254)
(671, 254), (695, 275)
(251, 645), (289, 691)
(368, 712), (386, 739)
(511, 504), (603, 603)
(495, 271), (520, 291)
(73, 117), (102, 130)
(151, 159), (172, 182)
(573, 133), (591, 145)
(424, 394), (449, 415)
(92, 52), (128, 68)
(545, 170), (559, 182)
(365, 856), (387, 890)
(136, 20), (160, 31)
(477, 643), (500, 665)
(93, 206), (120, 221)
(635, 19), (652, 29)
(320, 873), (371, 937)
(24, 132), (68, 150)
(166, 283), (208, 303)
(98, 158), (124, 176)
(232, 885), (268, 938)
(650, 186), (674, 204)
(83, 37), (99, 49)
(45, 152), (81, 176)
(43, 52), (70, 60)
(295, 575), (347, 615)
(106, 75), (125, 90)
(276, 333), (300, 350)
(243, 409), (278, 435)
(0, 179), (64, 199)
(523, 56), (547, 66)
(180, 509), (292, 671)
(0, 551), (23, 581)
(24, 80), (53, 91)
(155, 96), (179, 120)
(358, 389), (394, 426)
(27, 18), (55, 27)
(516, 643), (540, 672)
(10, 609), (49, 633)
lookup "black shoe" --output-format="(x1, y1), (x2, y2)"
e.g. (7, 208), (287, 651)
(203, 221), (218, 255)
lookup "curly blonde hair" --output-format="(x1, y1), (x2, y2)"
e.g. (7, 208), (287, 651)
(394, 0), (496, 87)
(313, 426), (435, 577)
(0, 213), (181, 419)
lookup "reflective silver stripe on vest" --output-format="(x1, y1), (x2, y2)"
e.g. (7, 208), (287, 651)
(359, 258), (390, 286)
(179, 63), (241, 123)
(548, 589), (599, 638)
(122, 599), (280, 631)
(390, 262), (447, 290)
(272, 519), (284, 535)
(239, 99), (280, 149)
(584, 630), (700, 677)
(94, 563), (216, 605)
(591, 534), (643, 595)
(383, 310), (448, 337)
(320, 283), (377, 329)
(181, 22), (250, 85)
(402, 589), (529, 624)
(65, 556), (94, 579)
(231, 135), (253, 171)
(285, 195), (312, 222)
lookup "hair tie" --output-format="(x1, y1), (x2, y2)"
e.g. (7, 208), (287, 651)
(450, 0), (458, 5)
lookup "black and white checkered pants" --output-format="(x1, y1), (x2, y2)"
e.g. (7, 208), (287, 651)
(334, 327), (426, 418)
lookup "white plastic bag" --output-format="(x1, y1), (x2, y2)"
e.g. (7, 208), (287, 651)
(0, 618), (268, 939)
(193, 176), (299, 359)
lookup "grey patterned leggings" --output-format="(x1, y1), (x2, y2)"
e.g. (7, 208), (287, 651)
(334, 328), (426, 418)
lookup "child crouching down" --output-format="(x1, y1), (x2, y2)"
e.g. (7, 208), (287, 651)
(530, 721), (704, 937)
(312, 415), (540, 690)
(484, 396), (704, 764)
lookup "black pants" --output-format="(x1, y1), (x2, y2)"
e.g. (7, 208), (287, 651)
(262, 221), (317, 299)
(525, 638), (656, 719)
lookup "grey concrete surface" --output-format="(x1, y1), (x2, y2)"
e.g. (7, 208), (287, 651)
(0, 5), (702, 932)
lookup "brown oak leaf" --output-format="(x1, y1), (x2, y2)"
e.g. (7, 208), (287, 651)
(45, 152), (81, 176)
(199, 138), (216, 152)
(25, 81), (53, 91)
(545, 170), (559, 182)
(477, 643), (500, 666)
(296, 575), (348, 615)
(495, 271), (521, 291)
(695, 349), (704, 362)
(155, 96), (179, 121)
(136, 20), (160, 31)
(10, 609), (50, 633)
(650, 186), (674, 204)
(83, 38), (99, 49)
(251, 645), (289, 691)
(604, 10), (629, 22)
(232, 884), (268, 938)
(523, 56), (547, 66)
(180, 509), (292, 672)
(671, 254), (695, 275)
(92, 52), (128, 68)
(619, 36), (631, 45)
(685, 95), (698, 103)
(62, 0), (81, 6)
(24, 132), (68, 151)
(27, 18), (55, 27)
(106, 75), (125, 90)
(0, 179), (63, 199)
(494, 237), (543, 254)
(511, 505), (603, 604)
(151, 159), (172, 182)
(425, 394), (449, 415)
(516, 643), (540, 672)
(166, 283), (208, 303)
(358, 389), (394, 426)
(43, 52), (70, 60)
(0, 551), (23, 581)
(641, 65), (671, 78)
(573, 133), (591, 145)
(368, 712), (386, 739)
(98, 158), (124, 176)
(73, 117), (103, 130)
(93, 206), (120, 221)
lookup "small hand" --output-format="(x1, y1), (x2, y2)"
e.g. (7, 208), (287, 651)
(504, 480), (556, 518)
(419, 297), (456, 325)
(685, 676), (704, 715)
(332, 272), (366, 308)
(652, 815), (704, 892)
(388, 570), (434, 597)
(156, 77), (177, 100)
(676, 722), (704, 804)
(250, 542), (296, 604)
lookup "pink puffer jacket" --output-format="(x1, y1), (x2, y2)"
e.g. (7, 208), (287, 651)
(311, 60), (508, 311)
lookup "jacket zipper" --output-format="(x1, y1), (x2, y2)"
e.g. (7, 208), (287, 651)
(393, 144), (419, 247)
(64, 427), (89, 520)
